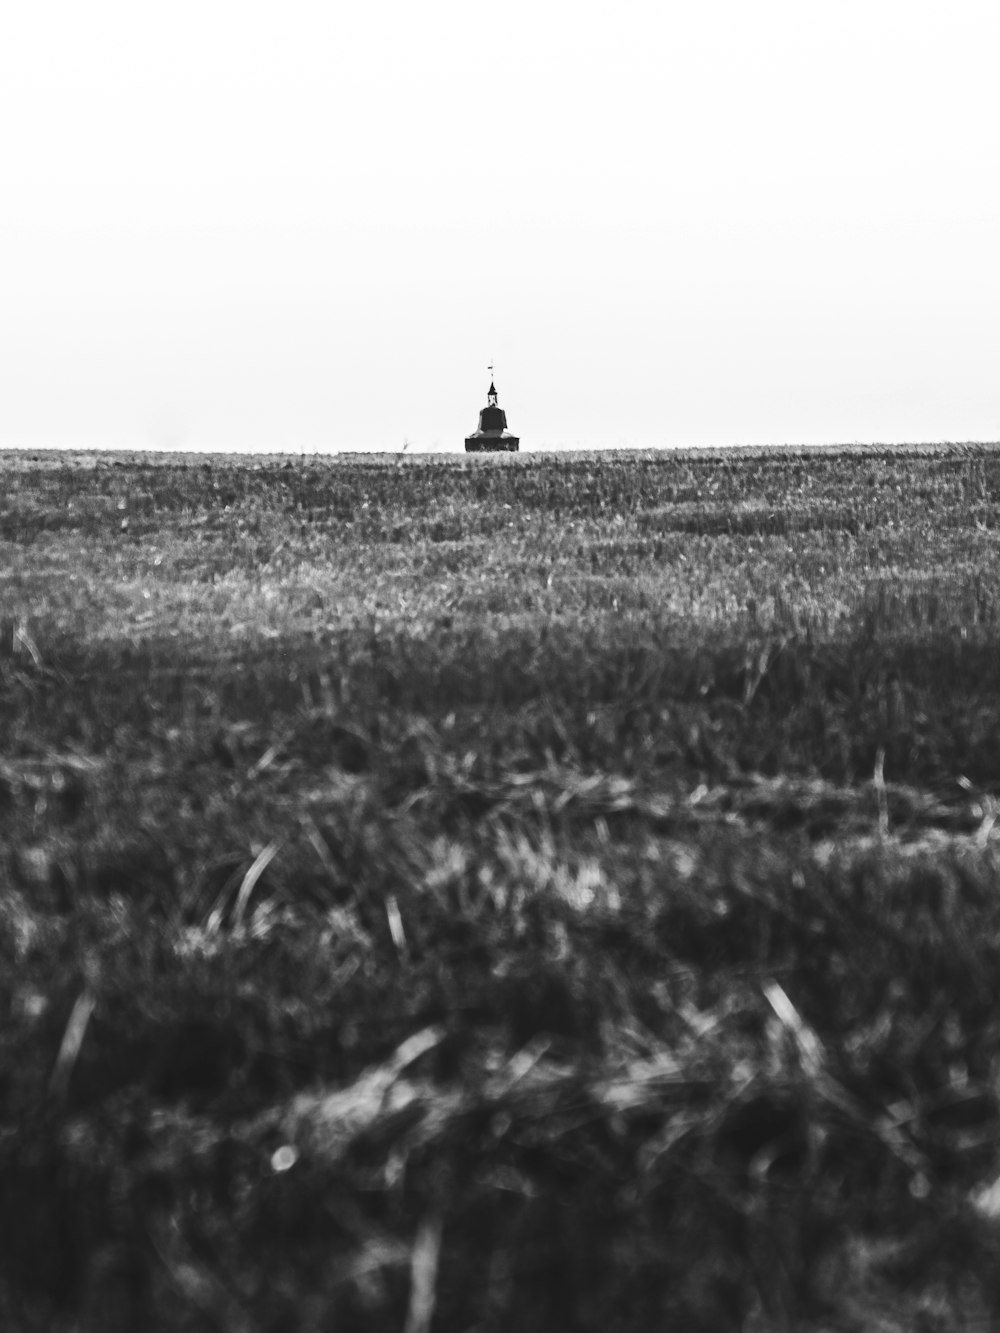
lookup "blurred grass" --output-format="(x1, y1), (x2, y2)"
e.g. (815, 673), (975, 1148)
(3, 444), (1000, 1329)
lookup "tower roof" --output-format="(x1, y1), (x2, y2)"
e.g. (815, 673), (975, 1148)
(466, 370), (519, 450)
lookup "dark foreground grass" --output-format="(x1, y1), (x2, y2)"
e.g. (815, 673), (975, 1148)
(4, 446), (1000, 1330)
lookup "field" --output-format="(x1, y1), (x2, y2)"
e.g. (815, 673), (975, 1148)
(4, 442), (1000, 1330)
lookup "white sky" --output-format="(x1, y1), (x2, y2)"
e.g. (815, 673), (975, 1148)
(1, 0), (998, 452)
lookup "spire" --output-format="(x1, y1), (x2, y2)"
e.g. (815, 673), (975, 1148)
(465, 362), (519, 451)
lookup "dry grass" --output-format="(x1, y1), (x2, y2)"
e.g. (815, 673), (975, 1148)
(3, 444), (1000, 1329)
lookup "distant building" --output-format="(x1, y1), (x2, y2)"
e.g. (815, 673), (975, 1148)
(465, 380), (519, 452)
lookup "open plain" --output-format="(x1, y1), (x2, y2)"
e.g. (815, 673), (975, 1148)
(4, 443), (1000, 1329)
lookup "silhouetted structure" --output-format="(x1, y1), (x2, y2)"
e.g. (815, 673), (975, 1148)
(465, 380), (519, 452)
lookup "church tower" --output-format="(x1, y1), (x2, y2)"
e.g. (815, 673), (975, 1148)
(465, 375), (519, 452)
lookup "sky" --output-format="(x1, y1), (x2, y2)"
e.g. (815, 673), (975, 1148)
(1, 0), (998, 453)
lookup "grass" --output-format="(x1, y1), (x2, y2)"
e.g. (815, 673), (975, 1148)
(4, 443), (1000, 1330)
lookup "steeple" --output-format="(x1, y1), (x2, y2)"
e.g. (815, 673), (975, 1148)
(465, 368), (520, 452)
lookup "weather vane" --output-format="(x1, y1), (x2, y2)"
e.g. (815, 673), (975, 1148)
(488, 362), (494, 381)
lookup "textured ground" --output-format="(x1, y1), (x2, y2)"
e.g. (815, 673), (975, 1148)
(3, 444), (1000, 1330)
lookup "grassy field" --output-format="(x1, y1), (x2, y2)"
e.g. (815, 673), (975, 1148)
(4, 443), (1000, 1330)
